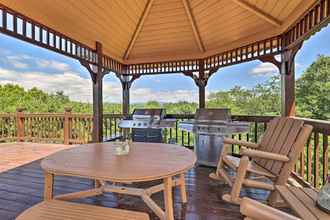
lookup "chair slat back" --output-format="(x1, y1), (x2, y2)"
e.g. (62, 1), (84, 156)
(254, 117), (304, 175)
(275, 124), (313, 185)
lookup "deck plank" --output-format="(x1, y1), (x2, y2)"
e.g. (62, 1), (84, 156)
(0, 143), (271, 220)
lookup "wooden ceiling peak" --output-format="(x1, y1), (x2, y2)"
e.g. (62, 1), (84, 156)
(182, 0), (205, 52)
(123, 0), (155, 60)
(230, 0), (282, 27)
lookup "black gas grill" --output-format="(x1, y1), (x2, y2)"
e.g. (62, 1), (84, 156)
(118, 108), (175, 143)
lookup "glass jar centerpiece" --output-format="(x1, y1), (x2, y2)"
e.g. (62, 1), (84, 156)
(317, 175), (330, 213)
(114, 139), (132, 156)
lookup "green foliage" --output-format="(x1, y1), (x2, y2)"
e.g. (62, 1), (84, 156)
(207, 76), (281, 115)
(0, 55), (329, 119)
(296, 55), (330, 119)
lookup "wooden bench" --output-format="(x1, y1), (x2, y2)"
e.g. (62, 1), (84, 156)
(16, 200), (150, 220)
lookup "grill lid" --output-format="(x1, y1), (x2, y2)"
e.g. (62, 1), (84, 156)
(132, 108), (165, 121)
(195, 108), (231, 122)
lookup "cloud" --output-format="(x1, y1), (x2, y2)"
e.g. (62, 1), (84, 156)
(130, 88), (199, 103)
(0, 67), (200, 103)
(36, 59), (70, 71)
(249, 63), (279, 76)
(0, 51), (200, 103)
(6, 55), (31, 69)
(0, 67), (94, 102)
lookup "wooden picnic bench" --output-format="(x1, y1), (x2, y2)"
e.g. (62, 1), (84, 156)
(16, 200), (150, 220)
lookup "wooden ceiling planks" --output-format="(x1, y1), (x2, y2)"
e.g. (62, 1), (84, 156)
(128, 0), (200, 60)
(0, 0), (321, 70)
(230, 0), (282, 26)
(124, 0), (155, 59)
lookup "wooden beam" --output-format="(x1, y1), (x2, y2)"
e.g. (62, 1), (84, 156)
(230, 0), (281, 27)
(280, 43), (302, 116)
(123, 0), (155, 60)
(122, 80), (131, 118)
(182, 0), (205, 52)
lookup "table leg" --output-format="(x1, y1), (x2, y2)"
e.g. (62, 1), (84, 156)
(44, 171), (54, 200)
(94, 179), (102, 188)
(163, 177), (174, 220)
(179, 174), (187, 203)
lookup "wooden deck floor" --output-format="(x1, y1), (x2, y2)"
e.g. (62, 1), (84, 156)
(0, 142), (72, 173)
(0, 143), (270, 220)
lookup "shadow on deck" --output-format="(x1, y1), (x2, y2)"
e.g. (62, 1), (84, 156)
(0, 158), (272, 220)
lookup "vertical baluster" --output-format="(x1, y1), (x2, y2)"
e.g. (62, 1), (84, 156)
(114, 119), (117, 136)
(104, 116), (108, 140)
(314, 132), (320, 188)
(254, 122), (258, 143)
(322, 133), (328, 185)
(307, 136), (312, 183)
(231, 134), (235, 154)
(238, 133), (242, 151)
(109, 117), (113, 137)
(175, 120), (178, 144)
(188, 132), (191, 147)
(300, 150), (305, 179)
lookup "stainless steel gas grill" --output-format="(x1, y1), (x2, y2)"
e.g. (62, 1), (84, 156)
(118, 108), (176, 143)
(179, 108), (250, 167)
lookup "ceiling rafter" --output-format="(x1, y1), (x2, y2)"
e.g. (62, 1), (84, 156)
(182, 0), (205, 52)
(123, 0), (155, 60)
(230, 0), (282, 27)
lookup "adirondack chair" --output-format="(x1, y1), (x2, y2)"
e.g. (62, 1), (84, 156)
(209, 117), (313, 205)
(240, 197), (301, 220)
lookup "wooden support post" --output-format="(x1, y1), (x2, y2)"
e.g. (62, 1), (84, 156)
(198, 60), (206, 109)
(16, 107), (25, 142)
(63, 107), (72, 145)
(91, 74), (103, 142)
(122, 79), (131, 119)
(183, 60), (213, 109)
(116, 74), (140, 119)
(198, 84), (206, 109)
(81, 42), (108, 143)
(280, 43), (302, 117)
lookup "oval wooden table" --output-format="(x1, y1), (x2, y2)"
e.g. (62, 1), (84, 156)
(41, 142), (197, 220)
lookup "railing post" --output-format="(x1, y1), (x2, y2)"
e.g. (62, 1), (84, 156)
(16, 107), (25, 142)
(64, 107), (72, 145)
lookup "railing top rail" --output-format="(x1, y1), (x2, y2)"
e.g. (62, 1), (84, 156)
(0, 113), (15, 117)
(24, 113), (65, 117)
(103, 113), (124, 118)
(293, 117), (330, 134)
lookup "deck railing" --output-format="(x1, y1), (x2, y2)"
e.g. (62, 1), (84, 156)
(0, 109), (329, 188)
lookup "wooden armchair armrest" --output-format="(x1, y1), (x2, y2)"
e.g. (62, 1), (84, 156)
(240, 148), (290, 162)
(240, 197), (301, 220)
(224, 138), (259, 149)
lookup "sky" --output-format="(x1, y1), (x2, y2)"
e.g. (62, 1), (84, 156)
(0, 25), (329, 104)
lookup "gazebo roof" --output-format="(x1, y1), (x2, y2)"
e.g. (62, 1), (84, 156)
(0, 0), (316, 66)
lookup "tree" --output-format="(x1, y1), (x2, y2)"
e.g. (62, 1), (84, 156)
(207, 76), (280, 115)
(296, 55), (330, 119)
